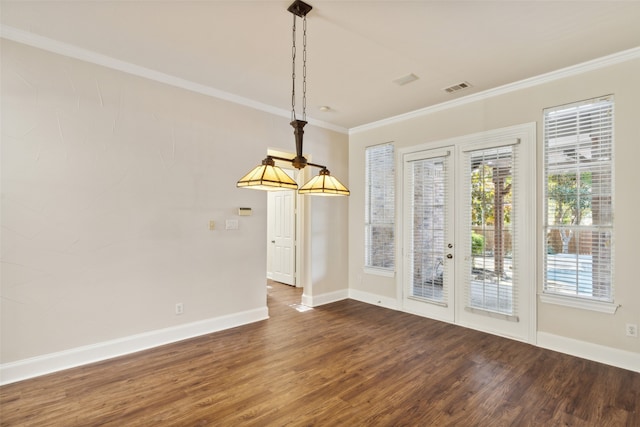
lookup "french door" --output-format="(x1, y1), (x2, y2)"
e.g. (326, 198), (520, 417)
(402, 125), (535, 342)
(403, 148), (455, 323)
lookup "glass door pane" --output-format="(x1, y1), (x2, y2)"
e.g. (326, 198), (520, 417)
(409, 157), (447, 302)
(466, 146), (516, 317)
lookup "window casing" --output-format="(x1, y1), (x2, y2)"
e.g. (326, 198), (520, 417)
(365, 143), (395, 270)
(543, 96), (614, 303)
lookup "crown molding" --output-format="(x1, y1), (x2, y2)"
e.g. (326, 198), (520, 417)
(3, 25), (636, 136)
(1, 25), (349, 135)
(350, 46), (640, 135)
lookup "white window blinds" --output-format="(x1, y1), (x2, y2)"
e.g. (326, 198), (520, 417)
(543, 96), (614, 302)
(407, 154), (449, 304)
(365, 143), (395, 270)
(462, 143), (519, 320)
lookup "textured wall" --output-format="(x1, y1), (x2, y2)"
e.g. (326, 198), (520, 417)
(1, 40), (349, 364)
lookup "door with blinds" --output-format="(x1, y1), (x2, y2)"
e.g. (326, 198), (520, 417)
(402, 124), (535, 342)
(403, 148), (455, 323)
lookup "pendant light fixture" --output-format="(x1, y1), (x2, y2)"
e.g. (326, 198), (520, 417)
(236, 0), (350, 196)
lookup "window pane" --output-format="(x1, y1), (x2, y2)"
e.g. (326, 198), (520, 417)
(545, 229), (612, 300)
(365, 224), (395, 269)
(409, 157), (446, 302)
(543, 96), (614, 302)
(468, 146), (515, 315)
(365, 144), (395, 269)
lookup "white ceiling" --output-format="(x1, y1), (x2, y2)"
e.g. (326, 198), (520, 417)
(2, 1), (640, 131)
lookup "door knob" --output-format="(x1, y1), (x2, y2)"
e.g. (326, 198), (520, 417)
(446, 254), (453, 259)
(271, 240), (276, 243)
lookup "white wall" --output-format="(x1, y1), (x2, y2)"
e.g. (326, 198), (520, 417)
(0, 40), (349, 374)
(348, 56), (640, 367)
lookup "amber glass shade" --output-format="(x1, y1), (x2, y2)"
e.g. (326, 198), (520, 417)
(298, 168), (350, 196)
(237, 157), (298, 191)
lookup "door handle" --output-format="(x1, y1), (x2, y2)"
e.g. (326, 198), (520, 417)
(271, 240), (276, 243)
(446, 254), (453, 259)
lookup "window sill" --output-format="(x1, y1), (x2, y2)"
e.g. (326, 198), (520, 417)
(363, 267), (395, 278)
(539, 293), (619, 314)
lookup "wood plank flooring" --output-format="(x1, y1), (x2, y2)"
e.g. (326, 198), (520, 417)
(1, 282), (639, 426)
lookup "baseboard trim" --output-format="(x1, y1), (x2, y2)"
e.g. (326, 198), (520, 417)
(537, 332), (640, 373)
(348, 289), (399, 311)
(301, 289), (348, 307)
(0, 307), (269, 386)
(346, 294), (640, 373)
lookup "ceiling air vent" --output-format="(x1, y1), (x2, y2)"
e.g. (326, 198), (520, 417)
(444, 81), (472, 93)
(393, 73), (419, 86)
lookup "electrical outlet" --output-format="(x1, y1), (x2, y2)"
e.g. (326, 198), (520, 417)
(175, 303), (184, 315)
(626, 323), (638, 338)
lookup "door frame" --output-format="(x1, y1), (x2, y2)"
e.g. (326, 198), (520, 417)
(267, 189), (297, 285)
(396, 123), (537, 344)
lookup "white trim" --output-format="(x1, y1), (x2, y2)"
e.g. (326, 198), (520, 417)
(539, 293), (619, 314)
(294, 167), (306, 288)
(349, 296), (638, 372)
(301, 289), (348, 307)
(351, 47), (640, 134)
(0, 25), (348, 135)
(397, 123), (535, 160)
(537, 332), (639, 373)
(0, 307), (268, 386)
(5, 25), (635, 137)
(363, 267), (395, 278)
(349, 289), (400, 311)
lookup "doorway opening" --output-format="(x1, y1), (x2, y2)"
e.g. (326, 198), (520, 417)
(266, 149), (307, 288)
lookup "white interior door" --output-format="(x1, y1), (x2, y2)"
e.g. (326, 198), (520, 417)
(402, 125), (535, 342)
(268, 189), (296, 285)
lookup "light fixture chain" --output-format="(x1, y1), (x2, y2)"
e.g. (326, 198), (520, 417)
(302, 15), (307, 120)
(291, 14), (297, 121)
(237, 2), (350, 196)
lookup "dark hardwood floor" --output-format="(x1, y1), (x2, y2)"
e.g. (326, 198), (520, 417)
(1, 282), (638, 426)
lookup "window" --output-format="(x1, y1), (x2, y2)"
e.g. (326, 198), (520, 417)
(543, 96), (614, 304)
(365, 143), (395, 270)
